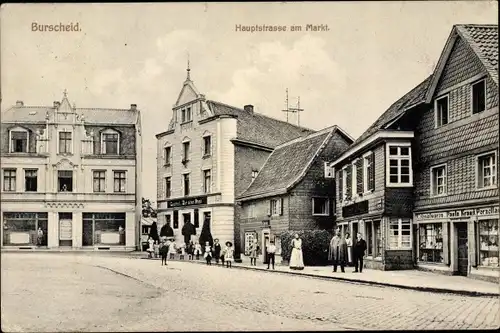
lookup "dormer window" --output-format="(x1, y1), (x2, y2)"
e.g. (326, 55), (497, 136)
(58, 131), (72, 154)
(181, 107), (192, 123)
(9, 128), (29, 153)
(101, 129), (120, 155)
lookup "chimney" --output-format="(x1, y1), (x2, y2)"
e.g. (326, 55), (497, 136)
(244, 104), (254, 113)
(130, 104), (137, 111)
(16, 100), (24, 107)
(53, 101), (60, 108)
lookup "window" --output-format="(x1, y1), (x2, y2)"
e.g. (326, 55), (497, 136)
(58, 170), (73, 192)
(478, 219), (499, 267)
(352, 160), (358, 196)
(387, 144), (412, 186)
(101, 131), (119, 155)
(365, 221), (373, 256)
(173, 211), (179, 229)
(270, 198), (282, 216)
(203, 169), (211, 194)
(341, 166), (351, 200)
(435, 95), (449, 127)
(2, 212), (48, 246)
(165, 177), (171, 198)
(114, 171), (126, 193)
(181, 109), (186, 123)
(24, 169), (37, 192)
(248, 203), (255, 218)
(251, 169), (258, 182)
(93, 171), (106, 192)
(389, 218), (411, 249)
(58, 132), (72, 154)
(374, 220), (382, 258)
(164, 146), (171, 166)
(82, 213), (125, 246)
(181, 107), (192, 123)
(418, 223), (444, 263)
(3, 169), (16, 191)
(363, 152), (375, 193)
(312, 197), (329, 216)
(472, 79), (486, 114)
(244, 232), (256, 256)
(10, 130), (28, 153)
(431, 164), (447, 196)
(203, 136), (211, 157)
(477, 152), (497, 189)
(183, 173), (190, 196)
(182, 142), (190, 162)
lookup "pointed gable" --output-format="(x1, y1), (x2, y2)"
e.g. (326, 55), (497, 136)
(175, 81), (200, 106)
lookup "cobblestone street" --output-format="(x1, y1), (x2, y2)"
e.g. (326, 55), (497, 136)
(1, 253), (499, 331)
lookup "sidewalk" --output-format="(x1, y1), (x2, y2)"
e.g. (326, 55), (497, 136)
(138, 253), (500, 297)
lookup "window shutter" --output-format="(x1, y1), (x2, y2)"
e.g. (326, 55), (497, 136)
(338, 169), (343, 201)
(279, 198), (284, 216)
(356, 159), (363, 194)
(346, 165), (352, 198)
(369, 154), (375, 191)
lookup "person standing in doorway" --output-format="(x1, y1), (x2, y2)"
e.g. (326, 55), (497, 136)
(345, 232), (353, 266)
(353, 232), (367, 273)
(289, 234), (304, 270)
(37, 227), (44, 247)
(266, 240), (277, 270)
(213, 239), (222, 265)
(328, 228), (348, 273)
(249, 239), (259, 266)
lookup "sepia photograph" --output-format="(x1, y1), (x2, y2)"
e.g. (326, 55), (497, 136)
(0, 1), (499, 331)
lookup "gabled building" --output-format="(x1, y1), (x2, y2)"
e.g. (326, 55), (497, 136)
(155, 68), (315, 258)
(0, 92), (143, 250)
(331, 24), (498, 279)
(236, 126), (353, 262)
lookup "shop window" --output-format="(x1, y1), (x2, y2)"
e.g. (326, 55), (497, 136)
(430, 164), (447, 196)
(3, 169), (16, 192)
(478, 219), (499, 267)
(165, 177), (171, 198)
(203, 169), (211, 194)
(58, 170), (73, 192)
(183, 173), (190, 196)
(244, 232), (256, 256)
(58, 131), (72, 154)
(418, 223), (444, 263)
(472, 79), (486, 114)
(101, 129), (119, 155)
(114, 171), (126, 193)
(10, 130), (28, 153)
(2, 212), (48, 246)
(203, 136), (211, 157)
(374, 220), (382, 258)
(312, 197), (329, 216)
(387, 144), (412, 186)
(82, 213), (125, 246)
(93, 170), (106, 192)
(435, 95), (449, 128)
(24, 169), (38, 192)
(365, 221), (373, 256)
(389, 218), (411, 249)
(477, 152), (497, 189)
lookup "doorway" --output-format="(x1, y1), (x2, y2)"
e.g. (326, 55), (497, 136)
(262, 229), (270, 264)
(456, 223), (468, 276)
(59, 212), (73, 247)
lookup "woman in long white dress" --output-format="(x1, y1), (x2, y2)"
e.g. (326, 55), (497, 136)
(289, 233), (304, 270)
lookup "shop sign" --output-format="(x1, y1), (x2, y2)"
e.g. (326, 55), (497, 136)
(416, 206), (499, 220)
(416, 212), (447, 220)
(342, 200), (369, 218)
(167, 196), (207, 208)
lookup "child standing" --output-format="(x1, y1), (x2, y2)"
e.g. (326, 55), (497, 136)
(153, 240), (160, 259)
(168, 239), (177, 260)
(204, 241), (212, 265)
(224, 241), (234, 268)
(160, 241), (169, 266)
(213, 239), (222, 265)
(194, 241), (202, 260)
(147, 236), (154, 259)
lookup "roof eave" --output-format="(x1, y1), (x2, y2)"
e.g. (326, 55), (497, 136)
(236, 188), (288, 202)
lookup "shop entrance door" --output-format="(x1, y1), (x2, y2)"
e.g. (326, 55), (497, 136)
(456, 223), (468, 276)
(59, 213), (73, 247)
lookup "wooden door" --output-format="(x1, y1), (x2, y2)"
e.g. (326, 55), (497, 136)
(456, 223), (468, 276)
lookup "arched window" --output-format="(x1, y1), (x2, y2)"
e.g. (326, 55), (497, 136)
(9, 126), (29, 153)
(100, 128), (120, 155)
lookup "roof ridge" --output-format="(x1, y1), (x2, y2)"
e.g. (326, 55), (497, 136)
(274, 126), (335, 149)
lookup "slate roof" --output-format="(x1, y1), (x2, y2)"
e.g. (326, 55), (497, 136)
(206, 100), (316, 148)
(237, 127), (337, 200)
(456, 24), (498, 85)
(351, 75), (432, 147)
(1, 103), (139, 125)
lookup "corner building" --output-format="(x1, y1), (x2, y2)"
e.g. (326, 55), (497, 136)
(0, 92), (142, 250)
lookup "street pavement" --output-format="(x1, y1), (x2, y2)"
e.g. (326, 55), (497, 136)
(1, 252), (499, 331)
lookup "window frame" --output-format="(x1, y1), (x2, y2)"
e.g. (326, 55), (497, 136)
(312, 197), (329, 216)
(58, 131), (73, 154)
(203, 135), (212, 157)
(57, 170), (73, 192)
(430, 163), (447, 197)
(203, 169), (211, 194)
(163, 145), (172, 166)
(418, 223), (444, 264)
(351, 159), (358, 197)
(183, 173), (190, 196)
(182, 141), (191, 163)
(388, 218), (412, 250)
(477, 218), (499, 268)
(100, 129), (120, 155)
(92, 170), (106, 193)
(165, 176), (171, 198)
(113, 170), (126, 193)
(341, 165), (348, 201)
(251, 169), (259, 182)
(434, 94), (449, 128)
(476, 151), (497, 190)
(3, 169), (17, 192)
(270, 198), (282, 216)
(248, 203), (256, 218)
(386, 142), (413, 187)
(9, 128), (29, 153)
(471, 78), (486, 115)
(24, 169), (38, 192)
(362, 151), (374, 194)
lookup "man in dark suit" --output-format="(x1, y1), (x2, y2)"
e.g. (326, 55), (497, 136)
(353, 232), (367, 273)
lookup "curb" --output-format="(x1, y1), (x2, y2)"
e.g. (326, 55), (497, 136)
(139, 256), (499, 298)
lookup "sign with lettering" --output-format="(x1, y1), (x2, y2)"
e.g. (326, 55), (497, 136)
(416, 206), (499, 220)
(59, 220), (72, 240)
(416, 212), (447, 220)
(167, 196), (208, 208)
(342, 200), (369, 218)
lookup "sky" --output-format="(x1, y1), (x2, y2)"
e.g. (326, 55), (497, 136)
(1, 1), (498, 203)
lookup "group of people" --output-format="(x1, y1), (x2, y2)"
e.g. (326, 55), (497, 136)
(248, 238), (278, 270)
(328, 228), (367, 273)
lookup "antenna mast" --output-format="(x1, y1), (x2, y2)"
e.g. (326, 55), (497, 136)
(282, 88), (290, 122)
(281, 89), (304, 126)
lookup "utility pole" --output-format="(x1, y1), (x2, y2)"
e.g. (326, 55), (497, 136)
(281, 89), (304, 126)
